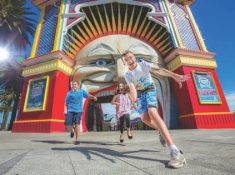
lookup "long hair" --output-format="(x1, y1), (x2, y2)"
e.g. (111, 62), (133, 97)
(115, 82), (127, 95)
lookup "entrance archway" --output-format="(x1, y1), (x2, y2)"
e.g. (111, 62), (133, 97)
(64, 1), (175, 131)
(81, 85), (164, 132)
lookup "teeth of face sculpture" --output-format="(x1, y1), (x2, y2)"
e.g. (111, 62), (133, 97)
(73, 35), (171, 127)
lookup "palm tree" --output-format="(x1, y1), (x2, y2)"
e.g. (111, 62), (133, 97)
(0, 0), (37, 130)
(0, 62), (23, 130)
(0, 0), (36, 48)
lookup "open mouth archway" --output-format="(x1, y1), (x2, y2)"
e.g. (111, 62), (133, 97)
(81, 85), (163, 132)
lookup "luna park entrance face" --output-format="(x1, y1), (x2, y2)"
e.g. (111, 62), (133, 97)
(73, 35), (171, 131)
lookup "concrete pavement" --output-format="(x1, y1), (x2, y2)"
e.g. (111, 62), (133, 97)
(0, 129), (234, 175)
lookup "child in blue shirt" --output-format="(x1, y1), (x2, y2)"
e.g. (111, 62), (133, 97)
(64, 80), (97, 145)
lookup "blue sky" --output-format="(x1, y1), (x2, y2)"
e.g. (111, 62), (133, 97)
(26, 0), (235, 111)
(191, 1), (235, 111)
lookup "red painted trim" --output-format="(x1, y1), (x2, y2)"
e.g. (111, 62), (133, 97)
(180, 114), (235, 129)
(172, 65), (233, 129)
(12, 121), (65, 133)
(90, 85), (116, 95)
(81, 85), (116, 132)
(13, 70), (70, 133)
(82, 98), (90, 132)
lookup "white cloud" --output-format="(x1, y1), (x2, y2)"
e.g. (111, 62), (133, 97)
(225, 92), (235, 112)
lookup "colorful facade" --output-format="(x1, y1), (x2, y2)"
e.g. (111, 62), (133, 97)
(12, 0), (235, 132)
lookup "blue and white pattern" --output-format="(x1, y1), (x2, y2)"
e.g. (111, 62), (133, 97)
(137, 90), (158, 114)
(172, 4), (200, 50)
(37, 4), (60, 56)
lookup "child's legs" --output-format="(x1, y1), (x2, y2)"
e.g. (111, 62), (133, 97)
(65, 112), (74, 132)
(124, 114), (130, 128)
(148, 107), (173, 145)
(144, 90), (173, 145)
(138, 90), (159, 130)
(124, 114), (132, 135)
(119, 116), (125, 133)
(141, 113), (159, 130)
(66, 125), (73, 132)
(74, 112), (82, 141)
(74, 124), (80, 141)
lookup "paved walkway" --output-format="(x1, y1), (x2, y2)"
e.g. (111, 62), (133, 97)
(0, 129), (234, 175)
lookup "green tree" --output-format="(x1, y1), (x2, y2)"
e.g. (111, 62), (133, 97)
(0, 63), (22, 130)
(0, 0), (36, 48)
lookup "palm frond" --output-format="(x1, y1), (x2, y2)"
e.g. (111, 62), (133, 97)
(0, 0), (37, 49)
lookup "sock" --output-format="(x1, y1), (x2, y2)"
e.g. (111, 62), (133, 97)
(168, 144), (179, 153)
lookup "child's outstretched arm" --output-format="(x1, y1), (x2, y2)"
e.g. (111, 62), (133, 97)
(88, 94), (97, 101)
(64, 103), (67, 114)
(151, 65), (190, 88)
(128, 83), (138, 102)
(64, 94), (68, 114)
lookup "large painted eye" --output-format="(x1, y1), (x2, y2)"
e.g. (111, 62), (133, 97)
(90, 59), (115, 66)
(136, 57), (152, 63)
(96, 59), (107, 66)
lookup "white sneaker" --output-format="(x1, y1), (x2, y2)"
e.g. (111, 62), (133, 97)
(168, 150), (186, 168)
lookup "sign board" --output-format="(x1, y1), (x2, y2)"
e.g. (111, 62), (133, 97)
(192, 71), (221, 104)
(23, 76), (49, 112)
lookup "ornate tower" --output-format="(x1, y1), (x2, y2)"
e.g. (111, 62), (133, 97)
(12, 0), (73, 132)
(163, 0), (235, 128)
(12, 0), (235, 132)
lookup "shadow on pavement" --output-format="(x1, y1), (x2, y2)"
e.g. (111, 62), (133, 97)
(78, 141), (125, 146)
(32, 140), (125, 146)
(31, 140), (71, 144)
(51, 146), (167, 166)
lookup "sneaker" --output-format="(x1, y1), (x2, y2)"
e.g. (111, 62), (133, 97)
(159, 133), (167, 147)
(168, 150), (186, 169)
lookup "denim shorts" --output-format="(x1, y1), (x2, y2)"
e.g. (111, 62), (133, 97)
(137, 89), (158, 114)
(65, 112), (82, 126)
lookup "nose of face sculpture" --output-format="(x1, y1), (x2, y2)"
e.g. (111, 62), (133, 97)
(113, 56), (128, 82)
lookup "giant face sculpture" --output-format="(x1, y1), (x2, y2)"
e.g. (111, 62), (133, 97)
(73, 35), (171, 127)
